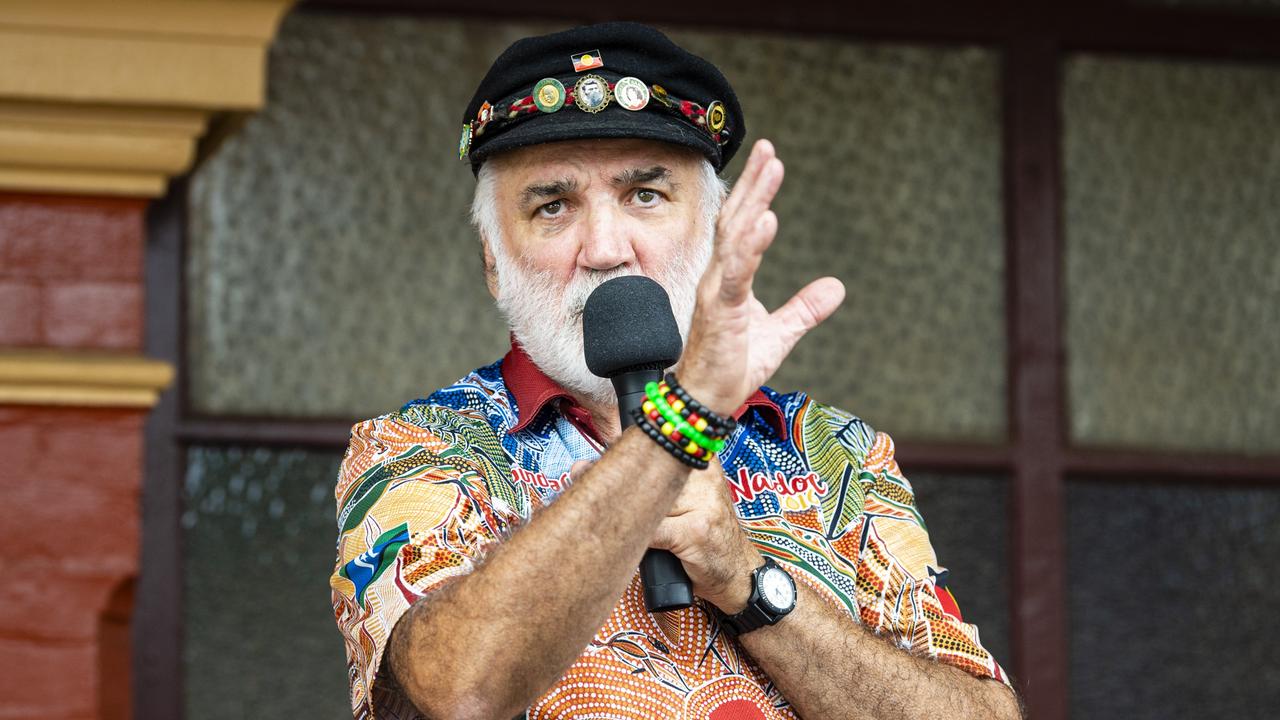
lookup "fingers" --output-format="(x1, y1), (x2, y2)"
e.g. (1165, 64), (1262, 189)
(771, 276), (846, 343)
(719, 139), (775, 222)
(718, 209), (778, 305)
(717, 142), (784, 256)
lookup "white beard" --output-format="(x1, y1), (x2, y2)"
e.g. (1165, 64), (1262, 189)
(492, 234), (712, 407)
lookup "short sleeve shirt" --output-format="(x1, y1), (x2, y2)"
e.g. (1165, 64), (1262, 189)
(330, 346), (1009, 719)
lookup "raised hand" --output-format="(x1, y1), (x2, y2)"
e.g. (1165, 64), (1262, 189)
(678, 139), (845, 417)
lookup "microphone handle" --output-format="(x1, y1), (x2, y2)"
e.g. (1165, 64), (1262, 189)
(613, 370), (694, 612)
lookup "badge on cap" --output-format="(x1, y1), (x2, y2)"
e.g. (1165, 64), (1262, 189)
(458, 123), (472, 159)
(572, 50), (604, 72)
(477, 101), (493, 124)
(533, 78), (566, 113)
(614, 77), (650, 111)
(651, 84), (673, 108)
(706, 101), (727, 135)
(574, 75), (612, 114)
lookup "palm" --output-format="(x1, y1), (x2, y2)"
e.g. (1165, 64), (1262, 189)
(679, 140), (844, 416)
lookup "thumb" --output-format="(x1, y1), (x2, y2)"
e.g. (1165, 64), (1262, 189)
(772, 276), (845, 341)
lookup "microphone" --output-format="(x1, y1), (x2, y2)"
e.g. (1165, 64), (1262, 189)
(583, 275), (693, 612)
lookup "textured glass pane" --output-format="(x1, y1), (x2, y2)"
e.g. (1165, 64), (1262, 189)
(1067, 481), (1280, 719)
(671, 32), (1005, 441)
(1064, 56), (1280, 453)
(190, 14), (1005, 440)
(187, 15), (553, 418)
(907, 473), (1010, 668)
(182, 446), (348, 720)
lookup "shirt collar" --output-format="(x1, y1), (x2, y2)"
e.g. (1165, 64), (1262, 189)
(501, 341), (788, 441)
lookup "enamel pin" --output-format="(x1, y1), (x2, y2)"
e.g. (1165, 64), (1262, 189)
(572, 50), (604, 72)
(614, 77), (650, 111)
(533, 78), (566, 113)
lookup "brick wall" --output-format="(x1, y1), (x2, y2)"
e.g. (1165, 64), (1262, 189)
(0, 191), (149, 720)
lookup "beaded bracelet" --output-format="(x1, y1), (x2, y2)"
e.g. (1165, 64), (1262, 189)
(643, 381), (726, 455)
(663, 373), (737, 438)
(630, 406), (710, 469)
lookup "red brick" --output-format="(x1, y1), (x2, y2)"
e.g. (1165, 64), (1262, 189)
(41, 416), (142, 491)
(0, 636), (96, 718)
(0, 193), (144, 283)
(0, 422), (41, 477)
(43, 282), (142, 350)
(0, 280), (41, 345)
(0, 567), (114, 641)
(0, 406), (144, 720)
(0, 474), (138, 559)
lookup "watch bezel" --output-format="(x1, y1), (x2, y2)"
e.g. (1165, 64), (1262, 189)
(719, 557), (797, 638)
(755, 561), (796, 615)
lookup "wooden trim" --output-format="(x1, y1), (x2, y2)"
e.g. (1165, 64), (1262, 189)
(0, 1), (294, 108)
(176, 416), (356, 448)
(1004, 35), (1069, 718)
(0, 103), (204, 168)
(0, 166), (169, 197)
(300, 0), (1280, 58)
(136, 177), (187, 720)
(1056, 5), (1280, 61)
(1066, 447), (1280, 482)
(0, 350), (173, 408)
(0, 0), (294, 197)
(895, 442), (1013, 473)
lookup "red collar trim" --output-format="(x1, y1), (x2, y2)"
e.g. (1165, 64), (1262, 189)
(501, 342), (787, 441)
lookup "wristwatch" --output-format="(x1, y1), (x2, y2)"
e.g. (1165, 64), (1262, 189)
(717, 557), (796, 637)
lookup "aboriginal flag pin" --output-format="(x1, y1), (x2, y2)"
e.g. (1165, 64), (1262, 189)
(572, 50), (604, 72)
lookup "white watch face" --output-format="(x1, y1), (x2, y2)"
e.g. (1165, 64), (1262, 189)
(760, 567), (795, 611)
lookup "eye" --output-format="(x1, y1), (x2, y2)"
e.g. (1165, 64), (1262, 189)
(536, 199), (566, 218)
(633, 188), (663, 207)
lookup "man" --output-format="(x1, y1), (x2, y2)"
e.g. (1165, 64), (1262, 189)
(331, 22), (1020, 720)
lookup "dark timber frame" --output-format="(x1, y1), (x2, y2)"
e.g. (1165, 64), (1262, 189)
(138, 2), (1280, 718)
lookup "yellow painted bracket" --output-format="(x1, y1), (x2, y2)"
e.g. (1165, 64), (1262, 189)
(0, 350), (175, 408)
(0, 0), (294, 197)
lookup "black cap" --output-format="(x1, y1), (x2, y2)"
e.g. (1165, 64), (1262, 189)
(460, 22), (744, 175)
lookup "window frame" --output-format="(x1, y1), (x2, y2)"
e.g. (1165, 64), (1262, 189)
(137, 3), (1280, 718)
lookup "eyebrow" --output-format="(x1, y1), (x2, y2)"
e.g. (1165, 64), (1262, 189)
(519, 177), (579, 209)
(611, 165), (672, 187)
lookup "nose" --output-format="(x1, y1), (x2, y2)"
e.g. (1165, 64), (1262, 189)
(577, 202), (638, 272)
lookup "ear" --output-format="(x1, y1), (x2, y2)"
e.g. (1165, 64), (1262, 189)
(481, 240), (499, 300)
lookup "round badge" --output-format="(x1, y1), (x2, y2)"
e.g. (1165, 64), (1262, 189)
(477, 100), (493, 124)
(458, 123), (472, 160)
(706, 101), (727, 135)
(574, 74), (612, 114)
(614, 76), (650, 111)
(533, 78), (565, 113)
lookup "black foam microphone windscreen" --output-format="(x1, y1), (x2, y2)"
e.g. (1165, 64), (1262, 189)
(583, 276), (683, 377)
(583, 275), (695, 612)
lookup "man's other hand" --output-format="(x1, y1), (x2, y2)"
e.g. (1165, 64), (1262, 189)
(648, 457), (761, 613)
(679, 139), (846, 418)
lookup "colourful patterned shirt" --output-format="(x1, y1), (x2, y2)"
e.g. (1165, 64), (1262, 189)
(330, 345), (1008, 719)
